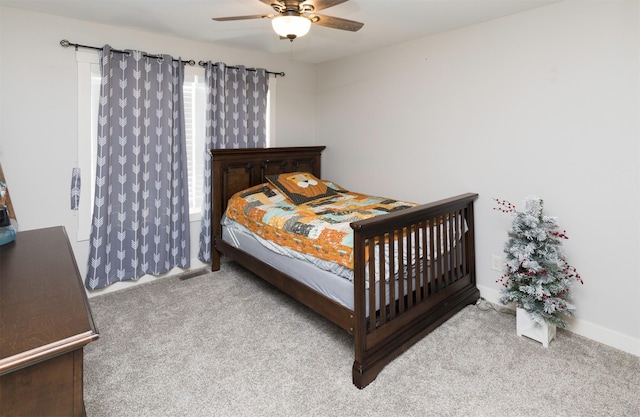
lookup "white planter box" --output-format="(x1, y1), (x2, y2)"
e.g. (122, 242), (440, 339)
(516, 307), (556, 347)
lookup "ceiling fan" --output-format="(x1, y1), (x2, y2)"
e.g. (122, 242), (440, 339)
(212, 0), (364, 41)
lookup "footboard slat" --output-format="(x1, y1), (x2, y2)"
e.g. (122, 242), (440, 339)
(405, 226), (414, 309)
(427, 219), (436, 296)
(368, 238), (376, 330)
(436, 215), (445, 289)
(352, 193), (479, 388)
(388, 234), (396, 320)
(378, 233), (387, 326)
(397, 228), (406, 313)
(415, 222), (423, 303)
(450, 212), (457, 284)
(420, 221), (429, 300)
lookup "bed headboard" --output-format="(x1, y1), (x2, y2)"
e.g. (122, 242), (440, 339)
(209, 146), (326, 269)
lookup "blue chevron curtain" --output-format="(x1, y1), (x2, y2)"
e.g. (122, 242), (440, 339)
(86, 45), (190, 290)
(198, 62), (269, 263)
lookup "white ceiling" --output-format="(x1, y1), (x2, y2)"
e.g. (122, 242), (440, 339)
(0, 0), (559, 63)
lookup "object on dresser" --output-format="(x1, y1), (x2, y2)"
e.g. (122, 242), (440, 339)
(0, 206), (9, 227)
(0, 180), (7, 208)
(0, 205), (16, 246)
(0, 164), (17, 222)
(0, 165), (18, 245)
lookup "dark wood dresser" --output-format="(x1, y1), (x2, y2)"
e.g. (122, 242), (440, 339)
(0, 226), (99, 417)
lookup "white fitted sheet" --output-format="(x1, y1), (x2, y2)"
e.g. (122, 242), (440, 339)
(222, 217), (464, 313)
(222, 219), (357, 310)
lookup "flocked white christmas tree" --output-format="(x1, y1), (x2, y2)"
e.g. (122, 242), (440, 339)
(494, 197), (583, 328)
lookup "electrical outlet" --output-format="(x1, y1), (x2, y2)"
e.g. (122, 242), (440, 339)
(491, 255), (503, 271)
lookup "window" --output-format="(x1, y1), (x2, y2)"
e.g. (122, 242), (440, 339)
(76, 51), (100, 242)
(183, 68), (207, 216)
(76, 51), (275, 241)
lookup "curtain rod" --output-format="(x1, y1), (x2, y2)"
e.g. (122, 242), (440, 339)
(60, 39), (285, 77)
(60, 39), (195, 66)
(197, 60), (284, 77)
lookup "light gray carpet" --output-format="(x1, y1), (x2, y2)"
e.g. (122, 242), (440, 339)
(84, 260), (640, 417)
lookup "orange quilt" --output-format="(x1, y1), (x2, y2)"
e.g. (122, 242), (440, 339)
(224, 183), (416, 269)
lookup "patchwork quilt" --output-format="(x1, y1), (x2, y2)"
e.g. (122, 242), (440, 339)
(224, 183), (417, 269)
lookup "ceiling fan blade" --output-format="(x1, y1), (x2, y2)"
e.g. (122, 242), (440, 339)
(306, 0), (349, 12)
(212, 14), (272, 21)
(308, 14), (363, 31)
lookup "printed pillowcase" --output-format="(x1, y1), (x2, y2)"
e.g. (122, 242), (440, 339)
(266, 172), (337, 205)
(323, 180), (348, 193)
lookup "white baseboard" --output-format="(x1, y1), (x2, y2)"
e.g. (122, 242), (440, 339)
(85, 257), (208, 298)
(477, 284), (640, 357)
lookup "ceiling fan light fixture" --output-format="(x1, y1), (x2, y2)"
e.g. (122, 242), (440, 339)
(271, 15), (311, 40)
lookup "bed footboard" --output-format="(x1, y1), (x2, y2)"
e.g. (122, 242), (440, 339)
(351, 193), (479, 388)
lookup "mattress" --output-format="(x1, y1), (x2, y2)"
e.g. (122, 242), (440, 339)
(222, 218), (356, 310)
(222, 217), (465, 313)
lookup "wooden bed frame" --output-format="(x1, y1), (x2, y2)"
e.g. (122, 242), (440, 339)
(209, 146), (479, 388)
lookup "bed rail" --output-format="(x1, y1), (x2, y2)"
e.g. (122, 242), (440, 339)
(351, 193), (479, 388)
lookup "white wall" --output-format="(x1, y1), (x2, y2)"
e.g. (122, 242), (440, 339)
(316, 1), (640, 355)
(1, 2), (638, 356)
(0, 7), (318, 294)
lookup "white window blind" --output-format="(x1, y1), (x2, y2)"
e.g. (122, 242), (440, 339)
(75, 51), (100, 242)
(183, 68), (207, 217)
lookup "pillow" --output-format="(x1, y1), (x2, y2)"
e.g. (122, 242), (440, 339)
(323, 180), (348, 193)
(266, 172), (337, 205)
